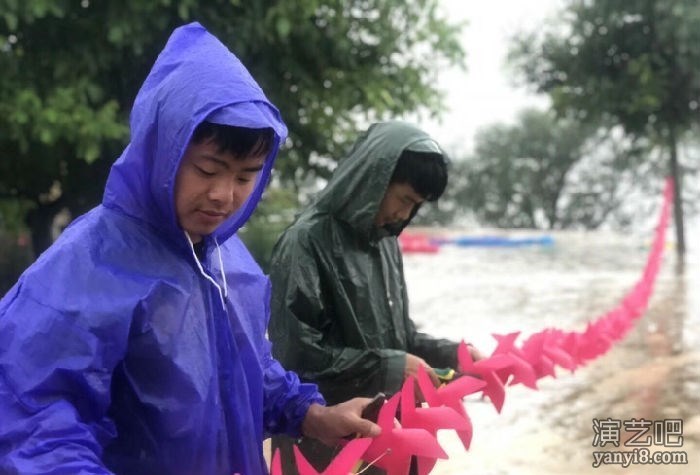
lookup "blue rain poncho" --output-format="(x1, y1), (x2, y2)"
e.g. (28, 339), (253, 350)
(0, 22), (324, 475)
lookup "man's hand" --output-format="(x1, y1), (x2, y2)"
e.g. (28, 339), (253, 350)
(457, 343), (487, 380)
(467, 343), (486, 362)
(405, 353), (440, 388)
(301, 399), (381, 447)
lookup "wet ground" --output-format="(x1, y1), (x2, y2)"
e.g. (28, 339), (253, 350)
(404, 227), (699, 474)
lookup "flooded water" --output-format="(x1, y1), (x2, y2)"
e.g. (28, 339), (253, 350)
(404, 226), (699, 474)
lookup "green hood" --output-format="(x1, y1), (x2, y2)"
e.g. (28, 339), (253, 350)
(311, 121), (444, 240)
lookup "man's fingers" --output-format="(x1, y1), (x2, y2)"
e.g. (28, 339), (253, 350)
(468, 344), (486, 362)
(357, 418), (381, 437)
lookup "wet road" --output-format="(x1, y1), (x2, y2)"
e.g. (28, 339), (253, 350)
(404, 228), (699, 474)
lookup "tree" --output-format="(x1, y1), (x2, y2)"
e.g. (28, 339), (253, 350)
(555, 128), (662, 230)
(448, 109), (597, 229)
(0, 0), (464, 256)
(421, 112), (694, 232)
(510, 0), (700, 260)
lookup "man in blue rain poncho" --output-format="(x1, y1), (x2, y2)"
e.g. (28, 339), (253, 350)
(0, 23), (379, 475)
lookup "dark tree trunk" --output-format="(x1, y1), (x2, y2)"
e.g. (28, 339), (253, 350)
(668, 127), (685, 264)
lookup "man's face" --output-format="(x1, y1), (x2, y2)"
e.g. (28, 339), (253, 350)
(174, 138), (265, 243)
(374, 181), (425, 229)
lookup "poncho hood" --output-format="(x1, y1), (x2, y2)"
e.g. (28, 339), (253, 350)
(311, 121), (443, 240)
(103, 22), (287, 246)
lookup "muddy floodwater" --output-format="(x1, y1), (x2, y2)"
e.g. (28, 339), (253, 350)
(405, 227), (699, 475)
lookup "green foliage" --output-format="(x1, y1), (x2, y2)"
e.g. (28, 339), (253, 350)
(459, 109), (596, 228)
(510, 0), (700, 136)
(0, 0), (464, 255)
(509, 0), (700, 254)
(0, 199), (32, 232)
(422, 116), (697, 231)
(428, 109), (652, 230)
(238, 186), (300, 271)
(555, 130), (660, 229)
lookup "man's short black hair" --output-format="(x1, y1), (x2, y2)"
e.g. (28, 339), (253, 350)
(389, 150), (448, 201)
(191, 122), (275, 159)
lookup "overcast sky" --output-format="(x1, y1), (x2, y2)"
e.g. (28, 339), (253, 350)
(417, 0), (564, 157)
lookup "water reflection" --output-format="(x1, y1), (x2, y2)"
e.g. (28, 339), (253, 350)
(405, 229), (699, 474)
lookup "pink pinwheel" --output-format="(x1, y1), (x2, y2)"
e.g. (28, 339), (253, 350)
(456, 341), (512, 413)
(293, 438), (372, 475)
(490, 332), (538, 389)
(599, 308), (634, 342)
(519, 333), (557, 381)
(400, 377), (471, 474)
(539, 330), (576, 371)
(362, 392), (447, 475)
(576, 322), (612, 361)
(491, 332), (523, 357)
(415, 363), (485, 449)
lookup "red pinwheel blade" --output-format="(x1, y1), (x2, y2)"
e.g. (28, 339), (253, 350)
(439, 375), (486, 400)
(323, 438), (373, 475)
(391, 428), (448, 459)
(293, 445), (320, 475)
(270, 448), (283, 475)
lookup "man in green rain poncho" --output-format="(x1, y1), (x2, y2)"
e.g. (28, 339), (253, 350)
(268, 121), (482, 473)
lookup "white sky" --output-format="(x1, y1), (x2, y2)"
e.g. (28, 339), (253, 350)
(416, 0), (564, 157)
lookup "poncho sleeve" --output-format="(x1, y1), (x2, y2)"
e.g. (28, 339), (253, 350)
(0, 273), (131, 474)
(261, 279), (326, 437)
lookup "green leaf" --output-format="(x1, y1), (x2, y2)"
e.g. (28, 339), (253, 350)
(275, 17), (291, 38)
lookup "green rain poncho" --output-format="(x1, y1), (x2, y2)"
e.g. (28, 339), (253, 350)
(268, 121), (459, 406)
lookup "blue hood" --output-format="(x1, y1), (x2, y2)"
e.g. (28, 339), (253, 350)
(103, 22), (288, 244)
